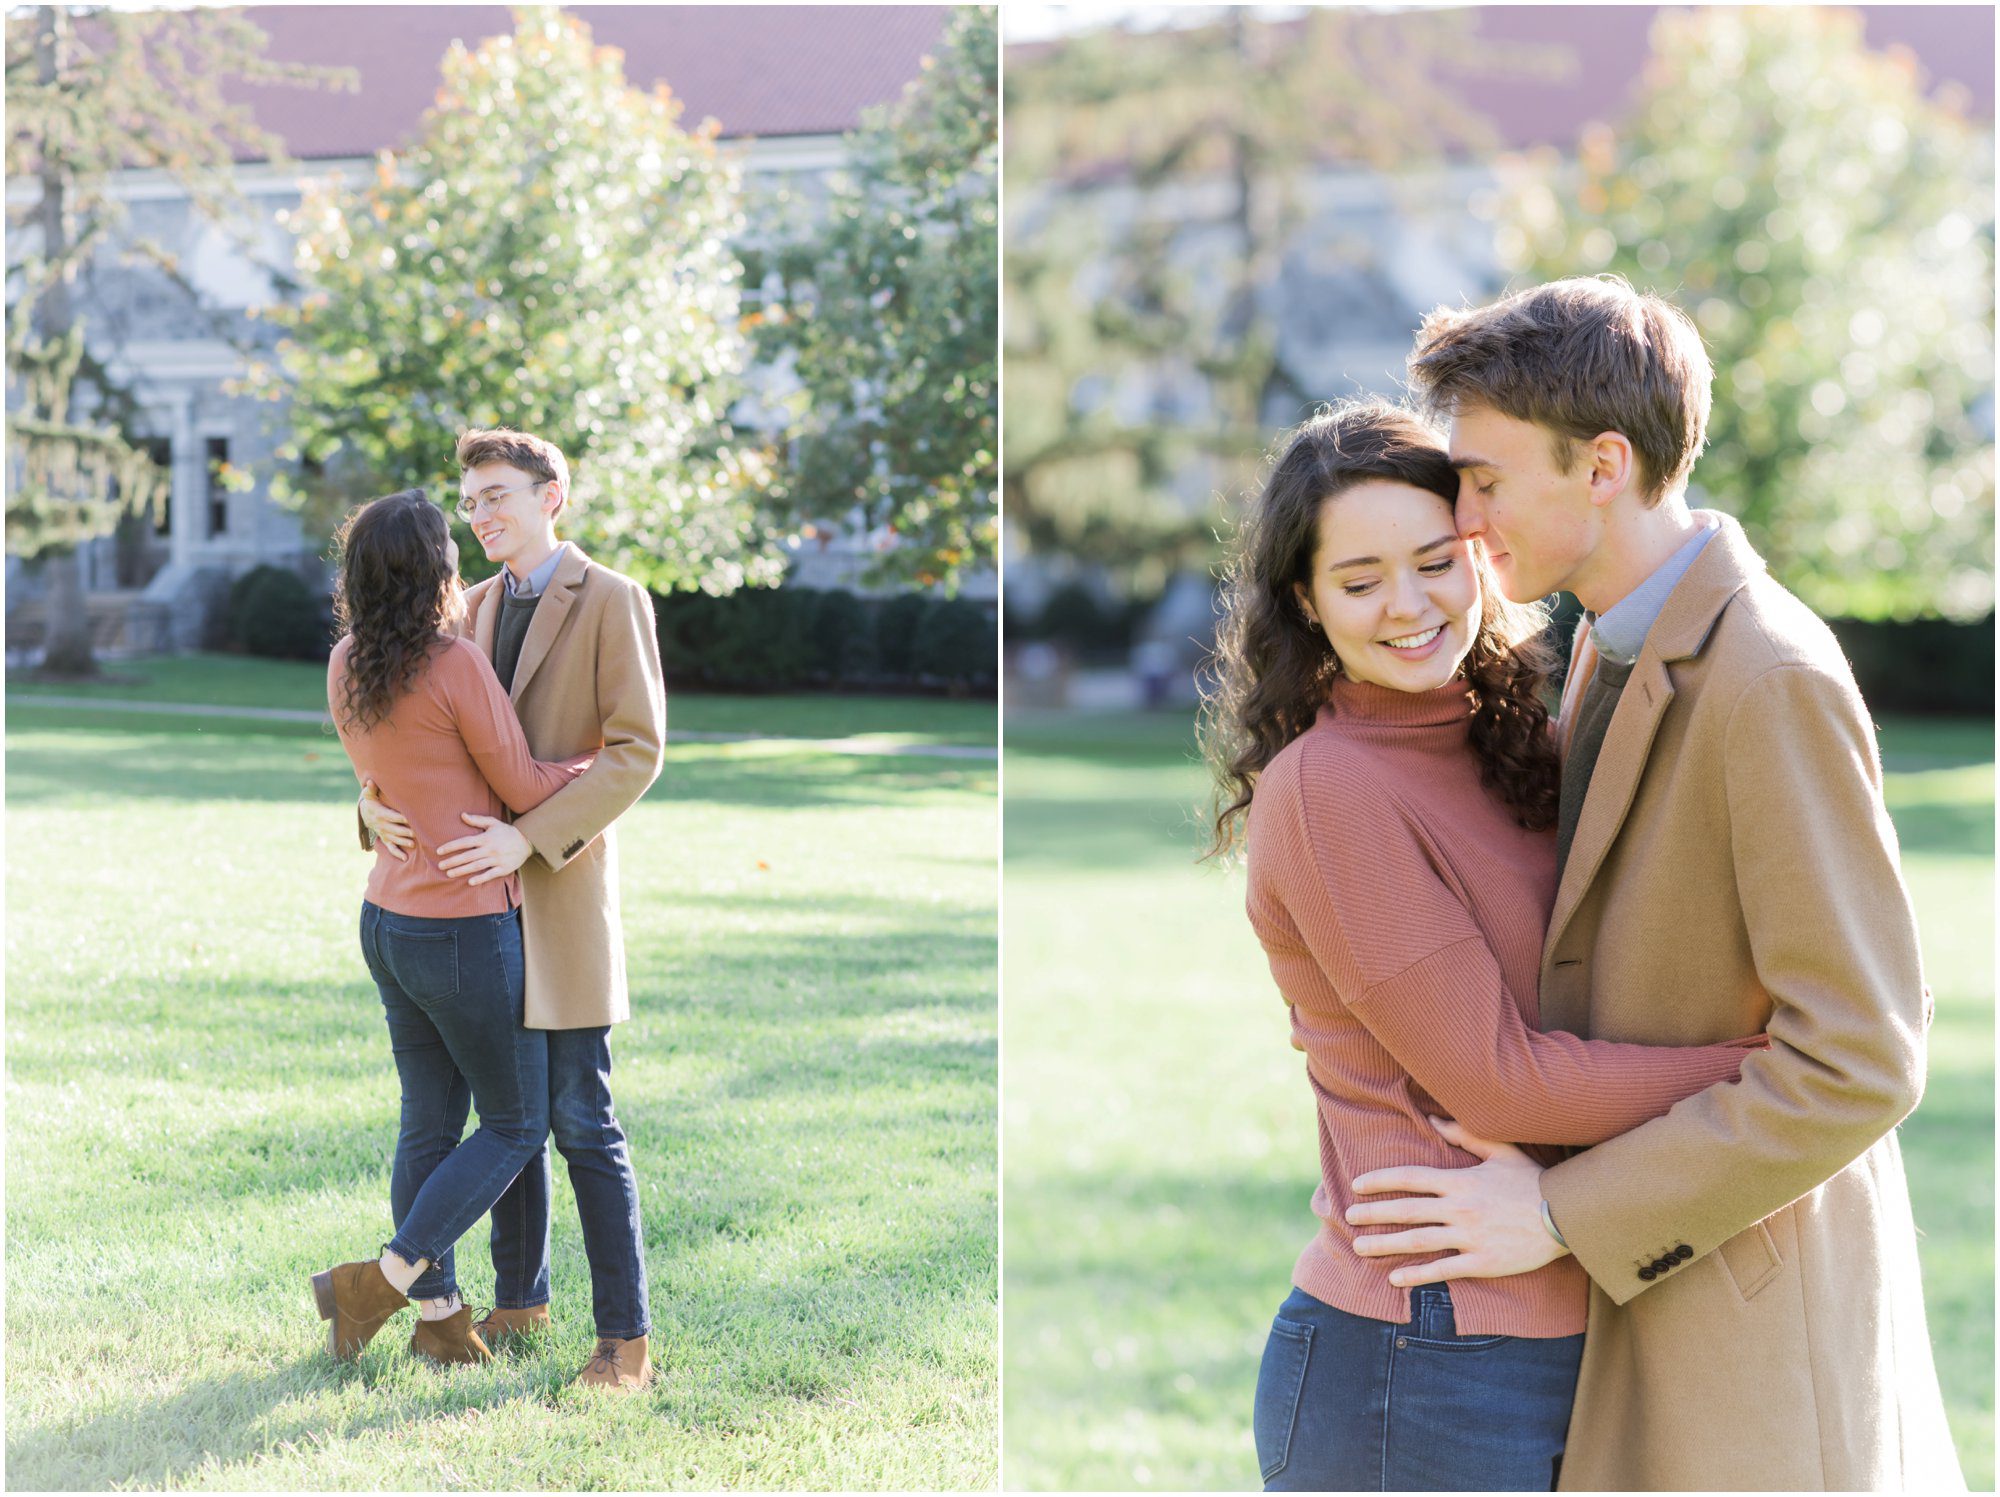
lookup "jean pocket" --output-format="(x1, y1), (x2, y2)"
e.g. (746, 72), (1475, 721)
(1398, 1328), (1511, 1352)
(1254, 1316), (1313, 1485)
(380, 925), (460, 1006)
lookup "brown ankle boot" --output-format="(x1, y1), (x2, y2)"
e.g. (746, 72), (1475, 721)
(471, 1303), (552, 1350)
(576, 1333), (653, 1391)
(410, 1305), (493, 1366)
(310, 1259), (409, 1360)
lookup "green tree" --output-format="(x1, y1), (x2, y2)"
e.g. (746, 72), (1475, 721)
(1493, 7), (1993, 621)
(1004, 9), (1561, 596)
(758, 6), (997, 592)
(5, 5), (334, 674)
(260, 6), (779, 595)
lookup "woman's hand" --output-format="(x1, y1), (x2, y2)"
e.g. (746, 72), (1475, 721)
(360, 779), (414, 860)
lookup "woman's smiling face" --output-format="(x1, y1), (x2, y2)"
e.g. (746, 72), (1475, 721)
(1293, 479), (1481, 693)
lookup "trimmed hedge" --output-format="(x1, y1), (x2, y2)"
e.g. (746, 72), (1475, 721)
(653, 586), (996, 695)
(228, 565), (329, 660)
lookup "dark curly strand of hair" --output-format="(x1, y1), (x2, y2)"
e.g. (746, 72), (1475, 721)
(332, 489), (464, 733)
(1199, 399), (1560, 859)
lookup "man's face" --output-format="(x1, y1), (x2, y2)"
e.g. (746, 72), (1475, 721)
(1446, 405), (1603, 604)
(458, 461), (558, 569)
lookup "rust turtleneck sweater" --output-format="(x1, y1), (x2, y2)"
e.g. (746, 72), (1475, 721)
(1245, 672), (1758, 1336)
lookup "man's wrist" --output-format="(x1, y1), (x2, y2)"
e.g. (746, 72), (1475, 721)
(1539, 1197), (1569, 1250)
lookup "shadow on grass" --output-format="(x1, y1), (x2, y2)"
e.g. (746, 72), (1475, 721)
(7, 722), (990, 812)
(1888, 795), (1997, 859)
(8, 1199), (995, 1489)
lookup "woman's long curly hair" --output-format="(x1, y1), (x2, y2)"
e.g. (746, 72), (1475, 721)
(331, 489), (464, 733)
(1200, 399), (1560, 858)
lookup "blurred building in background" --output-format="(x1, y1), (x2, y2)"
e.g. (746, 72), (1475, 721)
(1004, 5), (1993, 711)
(6, 4), (988, 658)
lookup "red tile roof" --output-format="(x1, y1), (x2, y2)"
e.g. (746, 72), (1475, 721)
(230, 4), (955, 161)
(1010, 5), (1991, 166)
(1457, 4), (1992, 150)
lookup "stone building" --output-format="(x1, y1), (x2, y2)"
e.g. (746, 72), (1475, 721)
(7, 3), (982, 657)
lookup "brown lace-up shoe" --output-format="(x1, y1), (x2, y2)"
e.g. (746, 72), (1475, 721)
(410, 1305), (493, 1366)
(576, 1334), (652, 1391)
(310, 1259), (409, 1360)
(471, 1304), (552, 1349)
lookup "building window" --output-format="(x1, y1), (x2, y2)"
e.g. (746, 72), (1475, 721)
(206, 436), (229, 537)
(142, 437), (172, 536)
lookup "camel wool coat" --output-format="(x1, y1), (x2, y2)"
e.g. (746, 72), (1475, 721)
(1537, 513), (1960, 1492)
(362, 545), (666, 1029)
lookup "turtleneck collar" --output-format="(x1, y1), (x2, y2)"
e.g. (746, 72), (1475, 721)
(1317, 671), (1476, 730)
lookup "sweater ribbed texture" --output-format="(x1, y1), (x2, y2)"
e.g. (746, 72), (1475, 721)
(1245, 673), (1753, 1337)
(329, 635), (591, 918)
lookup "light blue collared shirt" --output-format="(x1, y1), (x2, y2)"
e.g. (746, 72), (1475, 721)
(1588, 521), (1718, 666)
(503, 542), (569, 601)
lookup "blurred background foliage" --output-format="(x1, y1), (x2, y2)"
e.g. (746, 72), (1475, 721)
(254, 6), (779, 596)
(1004, 5), (1993, 663)
(1492, 7), (1993, 622)
(757, 5), (998, 594)
(1006, 8), (1563, 599)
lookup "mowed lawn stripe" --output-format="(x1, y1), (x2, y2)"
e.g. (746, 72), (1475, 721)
(1000, 710), (1992, 1492)
(7, 708), (998, 1491)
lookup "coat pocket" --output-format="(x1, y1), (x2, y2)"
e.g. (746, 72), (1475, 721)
(1718, 1217), (1784, 1301)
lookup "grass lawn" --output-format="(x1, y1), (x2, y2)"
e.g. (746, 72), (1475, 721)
(1001, 708), (1993, 1492)
(6, 653), (998, 747)
(6, 690), (998, 1488)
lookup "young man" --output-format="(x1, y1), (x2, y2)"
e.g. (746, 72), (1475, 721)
(361, 428), (666, 1391)
(1344, 277), (1960, 1489)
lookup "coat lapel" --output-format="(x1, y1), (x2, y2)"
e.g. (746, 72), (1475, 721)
(1546, 651), (1676, 956)
(1543, 512), (1764, 963)
(508, 544), (588, 704)
(1557, 620), (1600, 757)
(467, 575), (501, 654)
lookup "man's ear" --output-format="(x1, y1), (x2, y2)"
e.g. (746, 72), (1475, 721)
(543, 480), (566, 520)
(1585, 432), (1637, 510)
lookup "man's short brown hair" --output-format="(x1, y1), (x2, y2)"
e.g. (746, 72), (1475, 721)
(1406, 276), (1713, 504)
(455, 427), (572, 513)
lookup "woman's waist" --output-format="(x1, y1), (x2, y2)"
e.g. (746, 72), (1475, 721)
(1294, 1229), (1588, 1338)
(364, 861), (519, 919)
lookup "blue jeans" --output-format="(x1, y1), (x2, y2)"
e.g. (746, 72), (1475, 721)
(1253, 1285), (1583, 1492)
(487, 1025), (651, 1340)
(359, 903), (548, 1301)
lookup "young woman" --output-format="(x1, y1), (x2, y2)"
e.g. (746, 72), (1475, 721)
(312, 489), (593, 1367)
(1201, 402), (1765, 1492)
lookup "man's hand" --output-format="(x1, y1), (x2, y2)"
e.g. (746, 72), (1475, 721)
(1345, 1116), (1571, 1287)
(437, 813), (532, 886)
(360, 778), (413, 861)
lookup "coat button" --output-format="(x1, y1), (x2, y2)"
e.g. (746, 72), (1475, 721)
(1638, 1267), (1657, 1281)
(1674, 1244), (1693, 1261)
(1652, 1257), (1672, 1273)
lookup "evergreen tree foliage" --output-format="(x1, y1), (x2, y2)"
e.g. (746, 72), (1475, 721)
(1493, 8), (1993, 621)
(261, 7), (779, 595)
(760, 6), (998, 592)
(5, 5), (332, 672)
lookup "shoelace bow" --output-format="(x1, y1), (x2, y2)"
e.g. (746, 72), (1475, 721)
(584, 1339), (623, 1378)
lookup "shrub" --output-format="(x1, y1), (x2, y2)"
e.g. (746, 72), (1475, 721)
(229, 565), (328, 660)
(875, 592), (931, 677)
(811, 587), (877, 684)
(914, 598), (996, 691)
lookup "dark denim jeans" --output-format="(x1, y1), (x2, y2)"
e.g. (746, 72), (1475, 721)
(487, 1024), (651, 1340)
(359, 902), (548, 1301)
(1253, 1284), (1583, 1492)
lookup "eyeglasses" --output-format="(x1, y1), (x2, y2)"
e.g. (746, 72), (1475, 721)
(455, 481), (546, 521)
